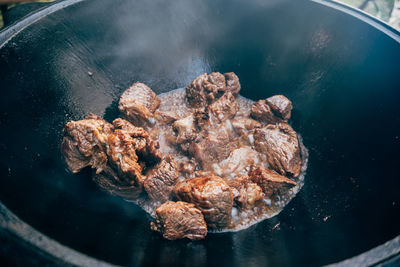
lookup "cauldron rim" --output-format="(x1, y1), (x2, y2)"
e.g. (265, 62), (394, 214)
(0, 0), (399, 266)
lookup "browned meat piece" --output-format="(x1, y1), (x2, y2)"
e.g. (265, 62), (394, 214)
(224, 72), (241, 95)
(174, 176), (233, 229)
(207, 92), (239, 123)
(250, 99), (281, 124)
(137, 135), (162, 165)
(189, 126), (234, 170)
(206, 72), (227, 102)
(172, 114), (197, 147)
(227, 176), (264, 208)
(61, 114), (113, 173)
(248, 165), (296, 199)
(144, 156), (179, 202)
(253, 123), (302, 177)
(150, 201), (207, 240)
(231, 117), (262, 137)
(112, 118), (148, 136)
(185, 73), (209, 107)
(92, 165), (143, 199)
(185, 72), (241, 107)
(186, 72), (226, 107)
(113, 118), (162, 164)
(251, 95), (293, 124)
(106, 129), (144, 186)
(265, 95), (292, 120)
(118, 82), (160, 126)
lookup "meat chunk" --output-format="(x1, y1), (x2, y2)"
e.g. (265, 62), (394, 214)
(206, 72), (227, 102)
(248, 165), (296, 199)
(144, 156), (179, 202)
(174, 176), (233, 229)
(251, 95), (293, 124)
(61, 114), (113, 173)
(231, 117), (262, 137)
(253, 123), (302, 177)
(250, 99), (281, 124)
(112, 118), (146, 136)
(227, 176), (264, 208)
(172, 115), (197, 151)
(92, 165), (143, 199)
(189, 126), (234, 170)
(207, 92), (239, 123)
(185, 72), (241, 107)
(150, 201), (207, 240)
(118, 82), (160, 126)
(185, 73), (208, 107)
(113, 118), (162, 164)
(106, 129), (144, 186)
(265, 95), (292, 120)
(224, 72), (241, 95)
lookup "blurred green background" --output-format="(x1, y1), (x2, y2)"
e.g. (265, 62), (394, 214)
(0, 0), (399, 30)
(341, 0), (400, 29)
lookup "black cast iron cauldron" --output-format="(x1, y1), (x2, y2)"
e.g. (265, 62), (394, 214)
(0, 0), (399, 266)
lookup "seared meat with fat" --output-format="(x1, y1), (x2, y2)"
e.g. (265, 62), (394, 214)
(185, 73), (209, 108)
(207, 91), (239, 124)
(174, 176), (233, 229)
(118, 82), (160, 126)
(144, 156), (179, 202)
(251, 99), (281, 125)
(189, 126), (234, 170)
(265, 95), (292, 120)
(253, 123), (302, 177)
(113, 118), (162, 164)
(224, 72), (241, 95)
(61, 113), (113, 173)
(250, 94), (292, 124)
(227, 175), (264, 208)
(93, 165), (143, 199)
(231, 117), (262, 137)
(172, 114), (197, 146)
(150, 201), (207, 240)
(249, 165), (297, 199)
(106, 129), (144, 186)
(185, 72), (242, 107)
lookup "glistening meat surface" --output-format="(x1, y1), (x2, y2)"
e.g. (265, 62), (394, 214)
(61, 72), (308, 240)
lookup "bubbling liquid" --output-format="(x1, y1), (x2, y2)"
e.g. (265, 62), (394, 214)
(129, 88), (308, 232)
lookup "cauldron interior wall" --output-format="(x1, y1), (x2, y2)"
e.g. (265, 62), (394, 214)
(0, 0), (399, 266)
